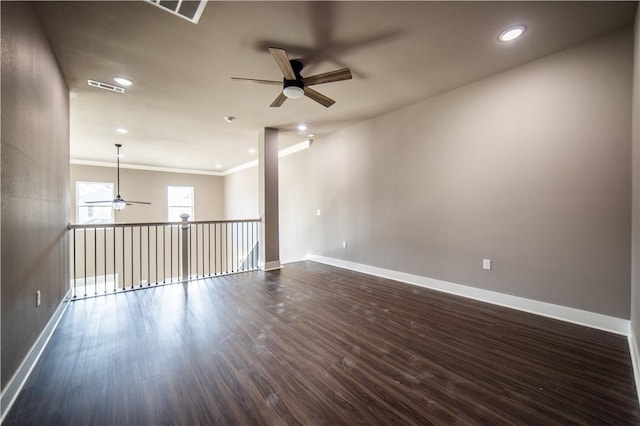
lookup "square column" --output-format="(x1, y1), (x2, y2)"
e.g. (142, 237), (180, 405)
(259, 127), (281, 270)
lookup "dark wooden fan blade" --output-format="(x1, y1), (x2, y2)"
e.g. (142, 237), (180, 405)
(231, 77), (282, 85)
(125, 201), (152, 205)
(304, 87), (335, 107)
(303, 68), (352, 86)
(268, 47), (296, 80)
(270, 92), (287, 107)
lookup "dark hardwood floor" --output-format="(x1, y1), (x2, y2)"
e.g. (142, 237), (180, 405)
(5, 261), (639, 425)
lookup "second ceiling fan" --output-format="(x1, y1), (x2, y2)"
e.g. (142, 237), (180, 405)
(232, 47), (352, 108)
(85, 144), (151, 211)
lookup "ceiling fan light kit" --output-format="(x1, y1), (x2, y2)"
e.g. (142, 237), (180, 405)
(113, 199), (127, 211)
(283, 83), (304, 99)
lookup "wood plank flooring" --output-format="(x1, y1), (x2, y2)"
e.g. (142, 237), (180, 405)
(5, 261), (639, 425)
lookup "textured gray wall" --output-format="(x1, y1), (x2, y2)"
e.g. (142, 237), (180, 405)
(632, 10), (640, 341)
(309, 28), (633, 318)
(1, 2), (70, 389)
(70, 165), (224, 223)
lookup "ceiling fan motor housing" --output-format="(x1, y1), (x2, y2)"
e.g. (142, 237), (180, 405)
(282, 59), (305, 98)
(290, 59), (304, 77)
(284, 78), (303, 90)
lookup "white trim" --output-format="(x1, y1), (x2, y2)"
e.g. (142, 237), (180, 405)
(221, 140), (312, 176)
(629, 326), (640, 404)
(72, 139), (312, 178)
(70, 159), (224, 176)
(260, 260), (281, 271)
(281, 257), (308, 265)
(222, 160), (258, 176)
(278, 139), (311, 158)
(0, 289), (72, 423)
(305, 254), (629, 335)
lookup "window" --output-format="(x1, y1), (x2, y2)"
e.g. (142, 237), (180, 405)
(168, 186), (194, 221)
(77, 181), (114, 224)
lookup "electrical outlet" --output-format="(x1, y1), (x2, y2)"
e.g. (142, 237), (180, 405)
(36, 290), (41, 307)
(342, 241), (347, 249)
(316, 209), (321, 216)
(483, 259), (492, 270)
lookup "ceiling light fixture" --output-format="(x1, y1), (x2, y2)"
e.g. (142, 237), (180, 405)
(283, 81), (304, 99)
(248, 149), (256, 154)
(113, 199), (127, 211)
(116, 128), (128, 134)
(498, 25), (526, 42)
(224, 116), (236, 123)
(114, 76), (133, 86)
(215, 164), (222, 169)
(297, 123), (307, 131)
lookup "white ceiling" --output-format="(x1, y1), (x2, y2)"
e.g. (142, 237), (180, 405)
(36, 1), (636, 174)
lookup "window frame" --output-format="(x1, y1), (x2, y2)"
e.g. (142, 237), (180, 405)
(76, 181), (114, 224)
(167, 185), (195, 221)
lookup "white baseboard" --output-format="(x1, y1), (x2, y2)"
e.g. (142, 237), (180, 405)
(0, 288), (71, 423)
(260, 260), (281, 271)
(629, 326), (640, 404)
(305, 254), (629, 336)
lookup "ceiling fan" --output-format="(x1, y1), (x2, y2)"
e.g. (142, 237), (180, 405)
(232, 47), (352, 108)
(85, 144), (151, 211)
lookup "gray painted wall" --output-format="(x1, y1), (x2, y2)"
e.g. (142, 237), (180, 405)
(1, 2), (70, 389)
(279, 148), (312, 263)
(223, 166), (258, 219)
(632, 10), (640, 342)
(70, 165), (224, 223)
(307, 28), (633, 319)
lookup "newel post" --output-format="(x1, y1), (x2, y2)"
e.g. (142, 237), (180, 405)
(180, 213), (190, 282)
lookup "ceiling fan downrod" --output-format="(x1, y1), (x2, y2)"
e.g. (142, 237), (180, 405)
(115, 143), (121, 198)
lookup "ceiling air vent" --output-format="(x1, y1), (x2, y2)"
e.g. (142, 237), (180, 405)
(145, 0), (208, 24)
(87, 80), (125, 94)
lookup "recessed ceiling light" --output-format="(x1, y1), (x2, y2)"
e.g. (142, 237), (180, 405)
(113, 76), (133, 86)
(498, 25), (526, 42)
(297, 123), (307, 131)
(116, 128), (128, 134)
(248, 148), (256, 154)
(215, 164), (222, 169)
(299, 131), (315, 138)
(224, 116), (236, 123)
